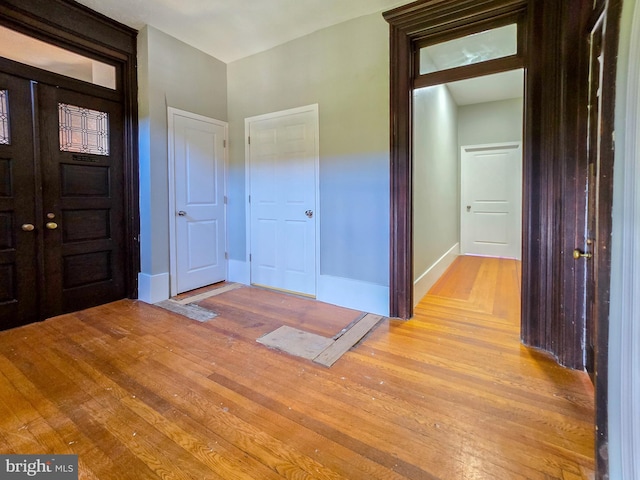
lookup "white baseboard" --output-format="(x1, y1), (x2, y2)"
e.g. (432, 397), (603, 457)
(228, 259), (250, 285)
(137, 272), (170, 304)
(414, 243), (459, 306)
(317, 275), (389, 316)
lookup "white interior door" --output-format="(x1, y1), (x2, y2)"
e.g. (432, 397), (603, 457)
(461, 142), (522, 260)
(169, 108), (227, 294)
(248, 105), (318, 296)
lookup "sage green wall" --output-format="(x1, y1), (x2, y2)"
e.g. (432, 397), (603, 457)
(227, 12), (390, 286)
(412, 85), (459, 281)
(457, 98), (523, 147)
(138, 25), (227, 276)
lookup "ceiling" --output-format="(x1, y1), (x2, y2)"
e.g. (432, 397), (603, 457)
(446, 69), (524, 106)
(5, 0), (522, 105)
(74, 0), (414, 64)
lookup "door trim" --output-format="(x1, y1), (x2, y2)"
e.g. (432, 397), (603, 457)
(167, 107), (228, 297)
(244, 104), (320, 294)
(383, 0), (528, 319)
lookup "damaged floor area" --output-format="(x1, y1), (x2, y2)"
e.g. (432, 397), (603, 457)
(0, 256), (595, 479)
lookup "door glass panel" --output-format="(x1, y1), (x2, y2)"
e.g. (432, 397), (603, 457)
(419, 24), (518, 75)
(0, 25), (116, 90)
(0, 90), (9, 145)
(59, 103), (110, 156)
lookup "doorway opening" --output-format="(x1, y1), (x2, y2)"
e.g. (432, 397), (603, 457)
(412, 69), (524, 308)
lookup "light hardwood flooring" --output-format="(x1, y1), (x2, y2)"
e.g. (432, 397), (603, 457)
(0, 256), (594, 479)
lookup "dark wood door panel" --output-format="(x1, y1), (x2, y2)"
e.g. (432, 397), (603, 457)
(37, 84), (126, 318)
(0, 73), (38, 329)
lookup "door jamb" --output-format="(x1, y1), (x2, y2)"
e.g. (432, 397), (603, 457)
(167, 107), (228, 296)
(244, 104), (320, 293)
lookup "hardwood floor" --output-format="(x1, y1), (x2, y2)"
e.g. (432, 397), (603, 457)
(0, 256), (594, 479)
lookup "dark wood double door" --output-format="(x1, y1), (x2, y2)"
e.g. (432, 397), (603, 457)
(0, 71), (126, 330)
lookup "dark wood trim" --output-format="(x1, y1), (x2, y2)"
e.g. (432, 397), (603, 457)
(383, 0), (527, 319)
(0, 0), (140, 299)
(594, 1), (622, 476)
(388, 23), (414, 319)
(414, 55), (524, 89)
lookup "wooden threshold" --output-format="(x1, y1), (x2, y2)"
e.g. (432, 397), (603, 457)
(0, 256), (594, 479)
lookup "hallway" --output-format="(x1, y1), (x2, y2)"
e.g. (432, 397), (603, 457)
(0, 256), (594, 479)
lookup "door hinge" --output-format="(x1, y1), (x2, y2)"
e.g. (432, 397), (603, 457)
(223, 139), (227, 148)
(248, 136), (251, 145)
(249, 254), (252, 262)
(248, 195), (251, 203)
(224, 195), (227, 204)
(225, 252), (228, 260)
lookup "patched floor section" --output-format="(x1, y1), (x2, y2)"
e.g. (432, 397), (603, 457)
(257, 313), (385, 367)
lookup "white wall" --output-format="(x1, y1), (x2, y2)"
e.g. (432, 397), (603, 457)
(227, 13), (390, 314)
(137, 26), (227, 302)
(609, 0), (640, 477)
(412, 85), (460, 303)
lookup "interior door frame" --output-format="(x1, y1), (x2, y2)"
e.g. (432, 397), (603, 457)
(383, 0), (528, 320)
(167, 107), (228, 296)
(0, 0), (139, 299)
(384, 0), (622, 477)
(244, 104), (320, 295)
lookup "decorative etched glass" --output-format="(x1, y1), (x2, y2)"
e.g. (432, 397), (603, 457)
(419, 24), (518, 75)
(0, 90), (9, 145)
(59, 103), (109, 155)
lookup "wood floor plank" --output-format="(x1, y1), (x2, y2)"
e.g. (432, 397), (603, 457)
(0, 256), (594, 479)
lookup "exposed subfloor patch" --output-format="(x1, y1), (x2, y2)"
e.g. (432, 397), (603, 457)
(257, 326), (335, 360)
(257, 313), (385, 367)
(154, 299), (217, 322)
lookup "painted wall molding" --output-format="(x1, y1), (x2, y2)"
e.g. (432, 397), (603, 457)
(414, 243), (459, 306)
(317, 275), (389, 317)
(137, 272), (170, 304)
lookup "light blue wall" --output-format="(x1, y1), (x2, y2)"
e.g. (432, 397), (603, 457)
(609, 0), (640, 476)
(137, 25), (227, 279)
(227, 12), (390, 287)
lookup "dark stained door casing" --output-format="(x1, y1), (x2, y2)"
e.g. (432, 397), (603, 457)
(0, 74), (126, 329)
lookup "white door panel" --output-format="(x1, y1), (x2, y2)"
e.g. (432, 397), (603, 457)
(248, 106), (318, 296)
(461, 143), (522, 259)
(169, 109), (227, 294)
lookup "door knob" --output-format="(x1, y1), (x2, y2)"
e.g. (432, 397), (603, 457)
(305, 210), (313, 218)
(21, 224), (35, 232)
(177, 211), (187, 216)
(45, 222), (58, 230)
(573, 249), (592, 260)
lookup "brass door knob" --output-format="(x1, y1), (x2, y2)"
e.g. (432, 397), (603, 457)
(21, 223), (35, 231)
(573, 249), (592, 260)
(45, 222), (58, 230)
